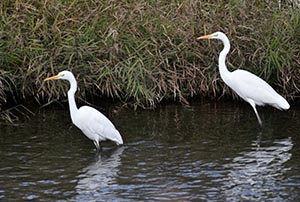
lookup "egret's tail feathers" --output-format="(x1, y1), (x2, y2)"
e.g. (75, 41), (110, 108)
(98, 126), (124, 146)
(115, 138), (123, 145)
(274, 96), (290, 110)
(112, 129), (124, 145)
(280, 99), (290, 110)
(280, 102), (290, 110)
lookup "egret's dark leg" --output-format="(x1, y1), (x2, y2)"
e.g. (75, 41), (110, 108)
(93, 140), (101, 151)
(248, 100), (262, 126)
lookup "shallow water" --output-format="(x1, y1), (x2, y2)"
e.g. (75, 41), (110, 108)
(0, 101), (299, 201)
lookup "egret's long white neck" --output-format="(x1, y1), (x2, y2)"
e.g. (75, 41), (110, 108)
(218, 36), (231, 82)
(67, 75), (79, 122)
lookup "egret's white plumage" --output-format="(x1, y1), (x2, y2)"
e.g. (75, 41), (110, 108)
(198, 31), (289, 125)
(44, 70), (123, 150)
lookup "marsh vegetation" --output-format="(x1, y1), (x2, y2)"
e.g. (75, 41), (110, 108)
(0, 0), (300, 121)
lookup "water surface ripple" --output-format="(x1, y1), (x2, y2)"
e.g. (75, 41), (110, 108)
(0, 101), (299, 201)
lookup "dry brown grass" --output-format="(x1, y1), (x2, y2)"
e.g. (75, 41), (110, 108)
(0, 0), (300, 121)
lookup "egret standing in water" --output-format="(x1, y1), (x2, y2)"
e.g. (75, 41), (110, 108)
(44, 71), (123, 150)
(197, 32), (289, 125)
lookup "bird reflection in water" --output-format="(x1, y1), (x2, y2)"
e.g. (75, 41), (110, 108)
(223, 136), (293, 201)
(74, 147), (125, 200)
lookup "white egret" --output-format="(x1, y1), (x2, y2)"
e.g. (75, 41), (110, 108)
(197, 32), (289, 125)
(44, 70), (123, 150)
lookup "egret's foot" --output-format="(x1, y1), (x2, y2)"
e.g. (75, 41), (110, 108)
(93, 140), (101, 151)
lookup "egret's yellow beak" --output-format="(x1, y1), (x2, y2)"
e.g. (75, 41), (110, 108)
(44, 75), (61, 81)
(197, 34), (213, 40)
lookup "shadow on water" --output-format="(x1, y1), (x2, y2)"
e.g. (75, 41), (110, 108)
(0, 101), (299, 201)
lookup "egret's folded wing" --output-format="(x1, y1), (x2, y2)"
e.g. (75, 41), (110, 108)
(90, 123), (123, 145)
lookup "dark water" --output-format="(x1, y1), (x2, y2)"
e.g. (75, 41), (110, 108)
(0, 101), (299, 201)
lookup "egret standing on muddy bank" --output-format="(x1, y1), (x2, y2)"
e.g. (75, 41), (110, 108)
(44, 70), (123, 150)
(197, 32), (289, 125)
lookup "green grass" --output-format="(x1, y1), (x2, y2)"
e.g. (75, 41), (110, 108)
(1, 0), (300, 121)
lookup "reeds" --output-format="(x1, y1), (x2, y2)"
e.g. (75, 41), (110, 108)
(0, 0), (300, 121)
